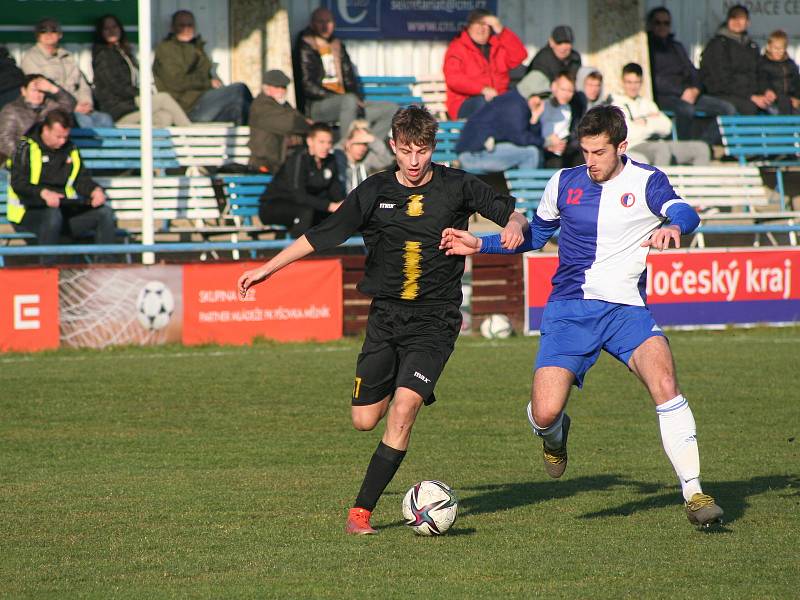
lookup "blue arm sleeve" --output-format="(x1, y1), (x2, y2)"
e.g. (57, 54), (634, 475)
(665, 202), (700, 235)
(478, 213), (560, 254)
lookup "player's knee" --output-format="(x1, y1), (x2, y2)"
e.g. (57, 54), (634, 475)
(351, 413), (378, 431)
(531, 403), (560, 429)
(654, 375), (680, 402)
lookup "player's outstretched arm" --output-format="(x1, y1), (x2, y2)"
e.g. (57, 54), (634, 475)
(238, 235), (315, 299)
(439, 228), (481, 256)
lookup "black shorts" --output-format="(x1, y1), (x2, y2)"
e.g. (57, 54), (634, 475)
(351, 299), (463, 406)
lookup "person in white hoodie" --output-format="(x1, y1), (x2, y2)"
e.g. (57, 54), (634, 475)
(611, 63), (709, 166)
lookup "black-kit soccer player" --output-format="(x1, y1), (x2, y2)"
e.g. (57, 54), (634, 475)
(238, 106), (528, 534)
(441, 105), (724, 528)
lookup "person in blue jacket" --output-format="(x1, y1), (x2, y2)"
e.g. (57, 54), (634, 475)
(455, 70), (549, 172)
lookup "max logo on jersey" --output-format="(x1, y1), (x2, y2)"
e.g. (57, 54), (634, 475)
(406, 194), (424, 217)
(620, 192), (636, 207)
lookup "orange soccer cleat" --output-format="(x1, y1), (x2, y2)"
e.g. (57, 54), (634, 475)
(345, 507), (377, 535)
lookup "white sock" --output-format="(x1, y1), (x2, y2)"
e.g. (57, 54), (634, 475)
(527, 402), (564, 450)
(656, 394), (702, 502)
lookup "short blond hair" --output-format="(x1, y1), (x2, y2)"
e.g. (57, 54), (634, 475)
(768, 29), (788, 44)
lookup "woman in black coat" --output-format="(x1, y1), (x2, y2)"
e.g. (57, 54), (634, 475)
(92, 14), (190, 126)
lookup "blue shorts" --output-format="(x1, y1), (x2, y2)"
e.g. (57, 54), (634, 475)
(535, 299), (665, 388)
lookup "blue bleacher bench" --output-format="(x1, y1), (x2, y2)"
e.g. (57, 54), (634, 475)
(358, 76), (422, 107)
(434, 120), (465, 166)
(504, 168), (557, 217)
(717, 115), (800, 210)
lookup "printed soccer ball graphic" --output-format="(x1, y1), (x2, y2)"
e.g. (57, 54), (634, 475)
(135, 281), (175, 331)
(480, 313), (513, 339)
(402, 480), (458, 536)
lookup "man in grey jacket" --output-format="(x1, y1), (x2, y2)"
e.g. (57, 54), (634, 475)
(0, 74), (76, 164)
(21, 18), (113, 129)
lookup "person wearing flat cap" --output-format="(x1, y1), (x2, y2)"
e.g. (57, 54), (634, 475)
(525, 25), (582, 82)
(248, 69), (312, 173)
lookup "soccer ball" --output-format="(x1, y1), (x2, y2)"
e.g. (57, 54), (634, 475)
(402, 480), (458, 536)
(480, 313), (513, 339)
(135, 281), (175, 331)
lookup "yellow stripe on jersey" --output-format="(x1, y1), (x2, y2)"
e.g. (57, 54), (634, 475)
(401, 240), (422, 300)
(406, 194), (424, 217)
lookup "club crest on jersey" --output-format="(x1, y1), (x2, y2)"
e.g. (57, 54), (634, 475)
(620, 192), (636, 207)
(406, 194), (424, 217)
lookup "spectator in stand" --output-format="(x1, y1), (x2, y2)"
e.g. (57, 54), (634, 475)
(258, 122), (344, 237)
(92, 15), (190, 127)
(8, 109), (115, 264)
(0, 74), (76, 164)
(758, 30), (800, 115)
(573, 67), (611, 120)
(647, 6), (734, 143)
(454, 69), (548, 173)
(525, 26), (581, 81)
(443, 8), (527, 119)
(248, 69), (311, 174)
(700, 4), (775, 115)
(294, 8), (394, 140)
(612, 63), (709, 166)
(153, 10), (252, 125)
(540, 71), (582, 168)
(334, 119), (393, 193)
(21, 18), (114, 129)
(0, 47), (25, 110)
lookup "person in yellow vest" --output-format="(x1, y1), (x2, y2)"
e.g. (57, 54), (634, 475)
(8, 109), (114, 264)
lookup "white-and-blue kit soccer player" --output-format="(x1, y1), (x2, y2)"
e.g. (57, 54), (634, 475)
(440, 105), (724, 528)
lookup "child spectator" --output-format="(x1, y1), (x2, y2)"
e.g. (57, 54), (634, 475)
(757, 30), (800, 115)
(21, 18), (114, 129)
(611, 63), (709, 166)
(443, 8), (527, 119)
(0, 74), (75, 164)
(258, 122), (344, 237)
(540, 71), (582, 168)
(454, 69), (547, 173)
(334, 119), (393, 192)
(153, 10), (252, 125)
(525, 26), (582, 81)
(248, 69), (311, 174)
(92, 15), (191, 127)
(573, 67), (611, 119)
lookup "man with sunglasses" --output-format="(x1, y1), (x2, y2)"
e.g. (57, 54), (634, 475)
(647, 6), (734, 143)
(21, 18), (114, 129)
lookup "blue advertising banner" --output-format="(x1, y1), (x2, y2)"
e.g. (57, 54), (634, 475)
(323, 0), (498, 40)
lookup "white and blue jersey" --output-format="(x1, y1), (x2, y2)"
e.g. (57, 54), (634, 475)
(481, 157), (698, 306)
(540, 158), (686, 305)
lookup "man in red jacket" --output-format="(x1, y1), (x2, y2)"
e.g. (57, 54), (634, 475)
(443, 9), (528, 120)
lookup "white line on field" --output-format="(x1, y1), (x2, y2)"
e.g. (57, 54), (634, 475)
(0, 332), (796, 364)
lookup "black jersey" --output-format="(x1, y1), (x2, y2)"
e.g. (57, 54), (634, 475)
(305, 163), (515, 304)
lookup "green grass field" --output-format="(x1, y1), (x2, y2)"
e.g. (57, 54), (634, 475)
(2, 327), (799, 599)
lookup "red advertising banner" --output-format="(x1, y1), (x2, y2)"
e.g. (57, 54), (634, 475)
(182, 260), (343, 344)
(525, 248), (800, 332)
(0, 268), (59, 352)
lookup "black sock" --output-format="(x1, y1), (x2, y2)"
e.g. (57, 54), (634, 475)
(353, 441), (407, 512)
